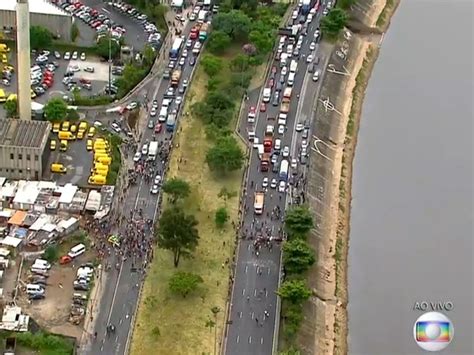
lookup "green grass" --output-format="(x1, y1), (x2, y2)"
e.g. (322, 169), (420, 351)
(0, 331), (75, 355)
(131, 64), (244, 355)
(376, 0), (395, 27)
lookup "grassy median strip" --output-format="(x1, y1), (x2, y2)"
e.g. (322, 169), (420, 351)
(130, 65), (244, 355)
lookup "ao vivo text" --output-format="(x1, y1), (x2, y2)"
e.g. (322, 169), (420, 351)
(413, 301), (454, 312)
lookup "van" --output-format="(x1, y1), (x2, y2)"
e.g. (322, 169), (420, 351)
(287, 72), (295, 86)
(51, 163), (67, 173)
(68, 243), (86, 258)
(290, 59), (298, 73)
(94, 153), (110, 161)
(158, 106), (168, 122)
(88, 175), (106, 185)
(58, 131), (75, 140)
(0, 89), (6, 103)
(33, 259), (51, 270)
(0, 44), (10, 52)
(262, 88), (271, 103)
(26, 284), (45, 295)
(96, 156), (112, 165)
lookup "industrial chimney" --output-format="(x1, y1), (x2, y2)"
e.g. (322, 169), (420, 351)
(16, 0), (32, 120)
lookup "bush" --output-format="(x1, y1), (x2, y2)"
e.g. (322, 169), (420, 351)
(16, 331), (74, 354)
(43, 245), (59, 263)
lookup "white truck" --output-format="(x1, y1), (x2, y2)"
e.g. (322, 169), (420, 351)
(290, 59), (298, 73)
(254, 192), (264, 215)
(148, 141), (159, 160)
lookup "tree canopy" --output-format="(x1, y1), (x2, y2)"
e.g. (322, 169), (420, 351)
(44, 98), (69, 122)
(206, 136), (244, 174)
(30, 26), (53, 49)
(201, 55), (223, 77)
(4, 98), (17, 118)
(283, 239), (316, 274)
(284, 206), (314, 237)
(208, 31), (232, 54)
(215, 207), (229, 228)
(156, 207), (199, 267)
(168, 271), (203, 297)
(320, 7), (348, 39)
(95, 36), (121, 59)
(193, 91), (235, 128)
(162, 177), (191, 203)
(212, 10), (252, 41)
(277, 279), (312, 304)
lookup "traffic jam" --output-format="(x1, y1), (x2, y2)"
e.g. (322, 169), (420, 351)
(249, 0), (328, 214)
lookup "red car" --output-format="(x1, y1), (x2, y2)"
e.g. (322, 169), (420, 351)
(268, 78), (274, 88)
(248, 106), (256, 119)
(271, 66), (277, 74)
(43, 79), (53, 88)
(260, 102), (266, 112)
(80, 78), (91, 84)
(154, 123), (162, 133)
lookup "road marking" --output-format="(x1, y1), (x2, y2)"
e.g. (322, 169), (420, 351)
(100, 345), (104, 351)
(245, 265), (248, 273)
(242, 288), (245, 296)
(102, 8), (110, 13)
(119, 318), (123, 325)
(249, 336), (252, 344)
(268, 268), (271, 275)
(261, 337), (264, 344)
(236, 335), (240, 343)
(254, 289), (257, 296)
(251, 312), (254, 319)
(239, 311), (242, 318)
(106, 261), (124, 332)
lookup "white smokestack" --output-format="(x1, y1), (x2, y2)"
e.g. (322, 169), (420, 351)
(16, 0), (32, 120)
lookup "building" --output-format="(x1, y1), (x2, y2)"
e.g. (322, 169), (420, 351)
(0, 0), (73, 42)
(0, 119), (50, 180)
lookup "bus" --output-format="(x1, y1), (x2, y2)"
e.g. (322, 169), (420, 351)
(169, 37), (184, 59)
(279, 159), (289, 181)
(315, 0), (321, 11)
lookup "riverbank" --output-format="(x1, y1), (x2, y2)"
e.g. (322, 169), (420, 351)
(300, 0), (400, 354)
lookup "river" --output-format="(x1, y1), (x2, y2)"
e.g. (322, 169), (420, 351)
(347, 1), (473, 354)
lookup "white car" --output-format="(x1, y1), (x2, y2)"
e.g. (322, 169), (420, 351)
(111, 122), (121, 133)
(150, 185), (159, 194)
(80, 52), (86, 61)
(127, 102), (138, 110)
(154, 175), (162, 185)
(323, 8), (329, 16)
(306, 54), (313, 63)
(64, 52), (71, 60)
(70, 65), (80, 72)
(262, 177), (269, 188)
(182, 49), (188, 57)
(281, 66), (288, 76)
(282, 146), (289, 157)
(296, 123), (304, 132)
(186, 39), (193, 48)
(133, 152), (141, 162)
(301, 140), (308, 149)
(150, 107), (157, 117)
(312, 70), (320, 82)
(278, 181), (286, 193)
(72, 51), (78, 60)
(193, 42), (202, 54)
(270, 178), (277, 189)
(314, 29), (320, 39)
(175, 96), (183, 105)
(166, 87), (175, 96)
(179, 57), (185, 66)
(309, 41), (316, 51)
(54, 51), (61, 59)
(141, 144), (148, 155)
(182, 79), (189, 88)
(291, 158), (298, 170)
(278, 125), (285, 135)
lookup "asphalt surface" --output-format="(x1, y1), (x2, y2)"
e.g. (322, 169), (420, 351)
(82, 12), (200, 355)
(224, 4), (329, 355)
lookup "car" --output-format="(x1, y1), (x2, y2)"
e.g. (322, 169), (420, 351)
(152, 100), (159, 108)
(281, 66), (288, 76)
(150, 107), (157, 117)
(72, 51), (78, 60)
(154, 175), (162, 185)
(312, 70), (320, 82)
(310, 41), (316, 51)
(291, 158), (297, 170)
(50, 140), (56, 150)
(166, 87), (175, 97)
(282, 146), (289, 157)
(133, 152), (141, 162)
(168, 60), (176, 69)
(302, 128), (309, 139)
(260, 102), (266, 112)
(182, 49), (188, 57)
(186, 39), (193, 48)
(163, 69), (171, 79)
(70, 65), (80, 72)
(2, 79), (10, 86)
(150, 185), (159, 194)
(141, 144), (148, 155)
(323, 8), (329, 16)
(175, 96), (183, 105)
(64, 52), (71, 60)
(272, 91), (280, 106)
(296, 123), (304, 132)
(272, 163), (279, 173)
(278, 181), (286, 193)
(54, 51), (61, 59)
(268, 78), (274, 88)
(178, 85), (185, 94)
(84, 66), (95, 73)
(126, 102), (138, 110)
(262, 177), (269, 188)
(189, 56), (196, 66)
(248, 106), (256, 122)
(271, 154), (278, 165)
(306, 54), (313, 63)
(148, 120), (154, 129)
(80, 52), (86, 61)
(154, 123), (162, 133)
(301, 140), (308, 149)
(314, 29), (321, 39)
(270, 178), (277, 189)
(278, 125), (285, 135)
(182, 79), (188, 88)
(193, 42), (202, 54)
(179, 57), (185, 66)
(86, 139), (93, 151)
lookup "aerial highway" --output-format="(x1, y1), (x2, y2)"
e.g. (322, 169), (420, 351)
(224, 1), (329, 354)
(82, 13), (204, 355)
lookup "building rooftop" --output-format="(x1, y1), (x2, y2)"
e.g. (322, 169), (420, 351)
(0, 0), (70, 17)
(0, 119), (50, 148)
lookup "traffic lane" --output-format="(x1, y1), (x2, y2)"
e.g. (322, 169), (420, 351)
(83, 0), (148, 50)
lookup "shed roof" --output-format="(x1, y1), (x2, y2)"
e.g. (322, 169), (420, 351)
(8, 210), (26, 225)
(13, 181), (40, 205)
(58, 184), (78, 204)
(0, 0), (70, 17)
(0, 119), (50, 148)
(0, 236), (22, 248)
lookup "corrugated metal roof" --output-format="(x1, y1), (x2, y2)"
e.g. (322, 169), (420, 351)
(0, 0), (70, 17)
(0, 119), (50, 148)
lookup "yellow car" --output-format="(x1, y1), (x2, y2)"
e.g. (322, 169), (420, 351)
(52, 122), (60, 133)
(70, 124), (77, 133)
(86, 139), (93, 151)
(3, 65), (14, 72)
(87, 127), (96, 137)
(50, 139), (56, 150)
(30, 89), (36, 99)
(1, 55), (7, 64)
(61, 121), (70, 131)
(60, 140), (68, 152)
(77, 130), (84, 139)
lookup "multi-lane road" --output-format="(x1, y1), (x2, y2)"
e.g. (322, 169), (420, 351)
(82, 12), (200, 355)
(224, 2), (329, 354)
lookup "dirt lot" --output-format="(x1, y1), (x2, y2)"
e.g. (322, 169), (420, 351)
(17, 246), (96, 340)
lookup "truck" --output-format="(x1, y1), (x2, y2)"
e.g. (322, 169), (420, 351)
(4, 337), (16, 355)
(171, 69), (181, 87)
(198, 10), (208, 23)
(190, 25), (200, 40)
(260, 153), (270, 172)
(257, 144), (264, 159)
(263, 125), (274, 152)
(166, 113), (177, 132)
(291, 24), (300, 37)
(199, 23), (209, 42)
(148, 141), (159, 160)
(302, 0), (311, 14)
(290, 60), (298, 73)
(279, 159), (289, 181)
(169, 37), (184, 59)
(254, 192), (264, 215)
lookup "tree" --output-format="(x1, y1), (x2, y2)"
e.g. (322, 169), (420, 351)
(230, 54), (250, 72)
(95, 36), (121, 59)
(337, 0), (356, 9)
(208, 31), (231, 54)
(215, 207), (229, 228)
(143, 44), (156, 66)
(44, 98), (68, 122)
(277, 279), (312, 304)
(156, 207), (199, 267)
(168, 271), (203, 297)
(284, 206), (314, 237)
(4, 98), (17, 118)
(43, 245), (59, 263)
(206, 136), (244, 174)
(30, 26), (53, 49)
(212, 10), (251, 41)
(249, 30), (274, 54)
(283, 239), (316, 274)
(320, 7), (348, 39)
(162, 177), (190, 203)
(201, 55), (223, 77)
(71, 22), (80, 43)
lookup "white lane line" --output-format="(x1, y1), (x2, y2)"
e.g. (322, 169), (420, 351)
(268, 268), (271, 275)
(245, 265), (248, 273)
(236, 335), (240, 343)
(102, 8), (110, 13)
(249, 336), (252, 344)
(106, 261), (124, 331)
(242, 288), (245, 296)
(251, 312), (255, 319)
(239, 312), (242, 318)
(254, 289), (257, 296)
(261, 337), (264, 345)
